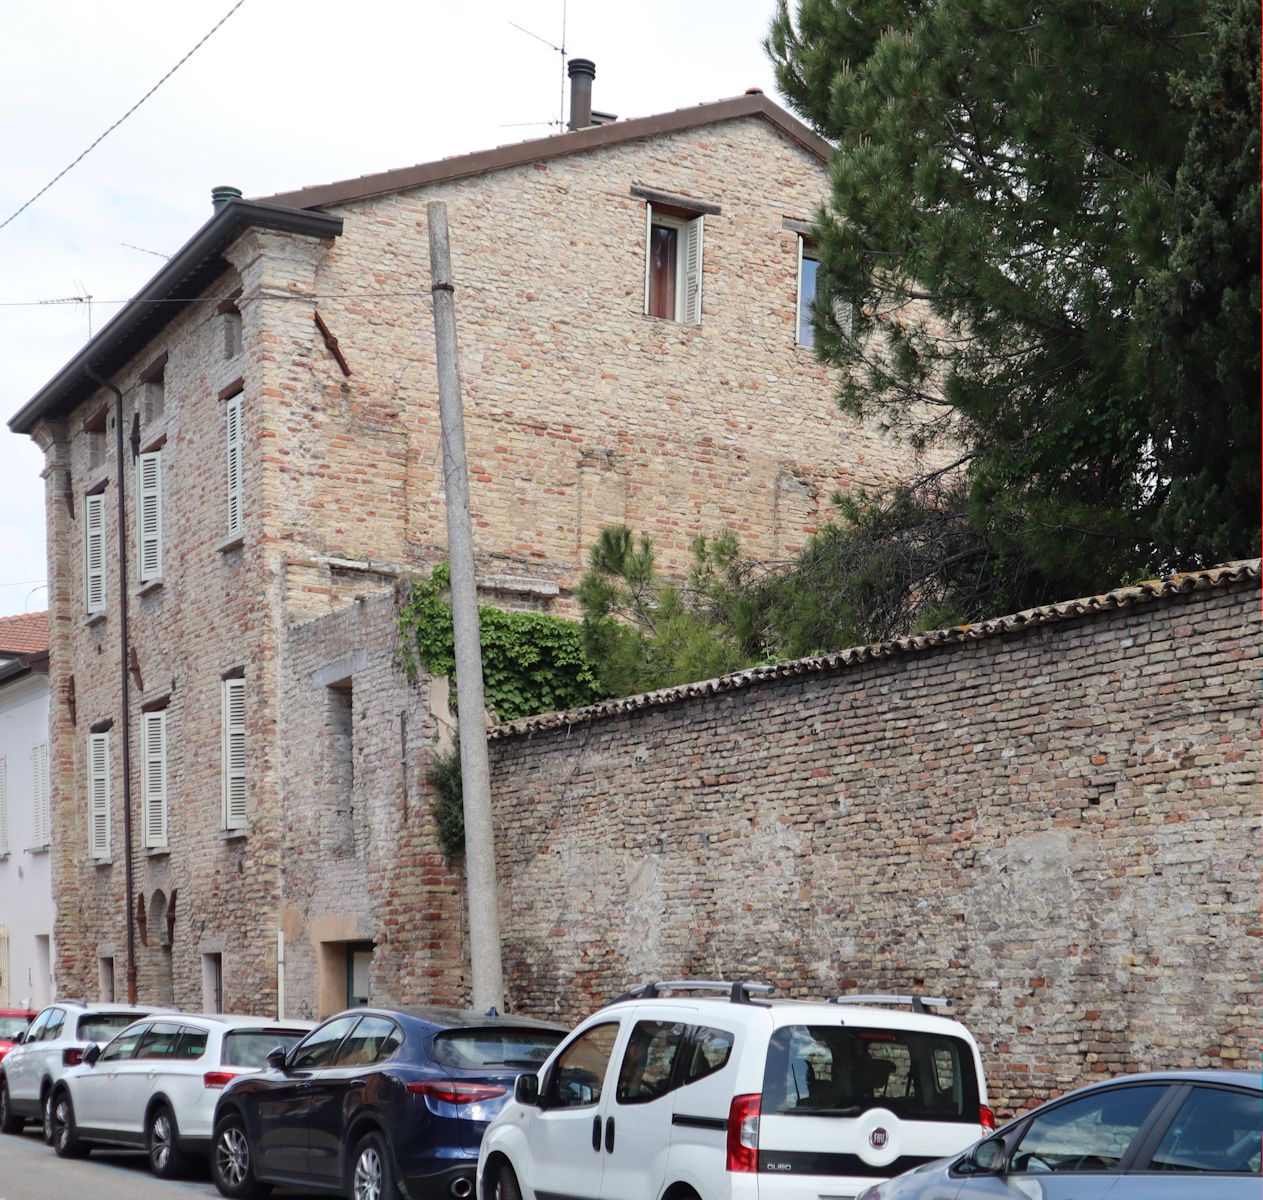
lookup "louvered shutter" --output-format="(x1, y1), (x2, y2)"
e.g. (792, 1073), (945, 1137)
(84, 493), (107, 614)
(88, 733), (111, 859)
(221, 679), (247, 829)
(0, 756), (8, 856)
(142, 712), (167, 848)
(32, 743), (50, 847)
(643, 202), (654, 316)
(682, 215), (704, 324)
(137, 451), (162, 582)
(225, 394), (243, 537)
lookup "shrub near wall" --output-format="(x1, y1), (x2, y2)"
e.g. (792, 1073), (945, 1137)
(486, 564), (1261, 1117)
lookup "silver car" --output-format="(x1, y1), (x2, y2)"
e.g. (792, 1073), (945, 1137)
(857, 1069), (1260, 1200)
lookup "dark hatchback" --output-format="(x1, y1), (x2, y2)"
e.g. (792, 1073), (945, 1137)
(210, 1006), (566, 1200)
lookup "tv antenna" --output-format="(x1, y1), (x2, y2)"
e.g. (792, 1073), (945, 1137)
(507, 0), (568, 128)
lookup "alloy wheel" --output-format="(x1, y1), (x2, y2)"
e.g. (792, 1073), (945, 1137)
(353, 1143), (383, 1200)
(52, 1096), (71, 1151)
(150, 1111), (173, 1171)
(216, 1125), (250, 1189)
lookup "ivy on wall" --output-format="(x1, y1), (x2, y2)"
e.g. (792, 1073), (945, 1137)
(398, 565), (607, 858)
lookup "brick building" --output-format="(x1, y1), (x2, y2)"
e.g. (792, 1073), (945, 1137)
(9, 82), (939, 1016)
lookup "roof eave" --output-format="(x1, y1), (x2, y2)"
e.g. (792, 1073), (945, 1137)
(9, 199), (343, 436)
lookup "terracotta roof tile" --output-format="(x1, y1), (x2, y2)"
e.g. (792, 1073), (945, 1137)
(490, 560), (1261, 740)
(0, 611), (49, 656)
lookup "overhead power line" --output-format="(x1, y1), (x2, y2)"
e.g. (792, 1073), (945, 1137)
(0, 0), (248, 234)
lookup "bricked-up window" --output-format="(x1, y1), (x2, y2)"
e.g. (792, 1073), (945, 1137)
(0, 755), (8, 856)
(31, 742), (50, 848)
(328, 681), (354, 856)
(142, 711), (168, 849)
(202, 953), (223, 1013)
(644, 204), (703, 324)
(88, 732), (112, 859)
(99, 956), (116, 1002)
(221, 678), (247, 829)
(225, 392), (244, 539)
(84, 404), (107, 471)
(797, 238), (820, 348)
(137, 450), (163, 583)
(84, 491), (107, 615)
(141, 379), (164, 426)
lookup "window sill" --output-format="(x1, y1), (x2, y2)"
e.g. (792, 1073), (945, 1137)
(218, 828), (248, 841)
(27, 844), (50, 855)
(83, 612), (107, 628)
(92, 857), (113, 868)
(138, 577), (164, 596)
(216, 532), (245, 555)
(143, 847), (170, 859)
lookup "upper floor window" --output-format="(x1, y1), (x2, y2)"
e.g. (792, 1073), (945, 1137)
(224, 391), (243, 539)
(88, 731), (112, 860)
(142, 710), (168, 849)
(137, 450), (163, 583)
(0, 755), (8, 856)
(221, 677), (246, 830)
(32, 742), (50, 848)
(84, 491), (107, 616)
(643, 202), (704, 324)
(797, 238), (820, 348)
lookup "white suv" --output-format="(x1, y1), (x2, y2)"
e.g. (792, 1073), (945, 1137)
(478, 981), (993, 1200)
(0, 1000), (154, 1139)
(48, 1013), (312, 1177)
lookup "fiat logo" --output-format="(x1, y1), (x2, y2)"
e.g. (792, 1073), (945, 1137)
(869, 1128), (889, 1150)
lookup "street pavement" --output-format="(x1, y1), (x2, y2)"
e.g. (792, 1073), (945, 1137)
(0, 1126), (324, 1200)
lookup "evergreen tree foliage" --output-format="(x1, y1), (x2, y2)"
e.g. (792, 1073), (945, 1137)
(766, 0), (1260, 597)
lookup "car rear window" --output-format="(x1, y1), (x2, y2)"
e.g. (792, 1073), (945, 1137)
(762, 1025), (980, 1123)
(77, 1013), (144, 1042)
(431, 1027), (564, 1070)
(221, 1029), (307, 1068)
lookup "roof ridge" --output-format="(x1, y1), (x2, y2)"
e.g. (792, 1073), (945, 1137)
(490, 559), (1261, 740)
(256, 93), (832, 212)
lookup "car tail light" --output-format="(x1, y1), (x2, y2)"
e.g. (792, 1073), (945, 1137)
(726, 1093), (760, 1173)
(406, 1082), (507, 1105)
(62, 1048), (83, 1067)
(980, 1103), (996, 1131)
(204, 1072), (240, 1089)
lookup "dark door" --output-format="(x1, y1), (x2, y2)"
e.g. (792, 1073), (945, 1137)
(256, 1015), (358, 1179)
(304, 1015), (402, 1182)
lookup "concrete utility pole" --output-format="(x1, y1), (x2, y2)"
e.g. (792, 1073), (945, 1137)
(426, 200), (505, 1013)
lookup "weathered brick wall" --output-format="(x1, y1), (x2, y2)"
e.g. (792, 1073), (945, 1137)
(486, 574), (1261, 1117)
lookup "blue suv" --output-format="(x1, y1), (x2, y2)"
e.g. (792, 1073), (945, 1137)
(210, 1006), (565, 1200)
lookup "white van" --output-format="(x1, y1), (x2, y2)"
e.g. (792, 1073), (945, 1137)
(478, 981), (993, 1200)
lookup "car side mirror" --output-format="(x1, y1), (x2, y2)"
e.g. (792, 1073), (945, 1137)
(83, 1043), (102, 1067)
(966, 1136), (1008, 1174)
(514, 1073), (540, 1106)
(10, 1032), (24, 1045)
(266, 1045), (289, 1072)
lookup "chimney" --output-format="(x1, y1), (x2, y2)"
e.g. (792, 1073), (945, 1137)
(567, 58), (595, 130)
(211, 186), (243, 213)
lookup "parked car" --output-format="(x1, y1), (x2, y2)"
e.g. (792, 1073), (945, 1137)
(0, 1010), (37, 1063)
(477, 981), (993, 1200)
(47, 1013), (313, 1177)
(209, 1005), (567, 1200)
(0, 999), (155, 1138)
(855, 1068), (1262, 1200)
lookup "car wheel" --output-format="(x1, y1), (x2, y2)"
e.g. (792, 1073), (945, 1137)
(50, 1091), (89, 1159)
(349, 1130), (398, 1200)
(41, 1085), (55, 1143)
(211, 1112), (271, 1198)
(493, 1162), (523, 1200)
(0, 1078), (23, 1134)
(147, 1103), (190, 1178)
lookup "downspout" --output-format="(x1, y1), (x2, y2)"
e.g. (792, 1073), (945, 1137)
(84, 364), (138, 1005)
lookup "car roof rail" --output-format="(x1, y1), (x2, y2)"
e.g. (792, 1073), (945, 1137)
(610, 980), (775, 1005)
(829, 993), (949, 1015)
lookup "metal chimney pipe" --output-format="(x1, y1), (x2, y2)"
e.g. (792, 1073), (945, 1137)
(567, 58), (595, 130)
(211, 186), (243, 213)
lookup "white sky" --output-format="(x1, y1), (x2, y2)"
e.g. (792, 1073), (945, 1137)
(0, 0), (790, 617)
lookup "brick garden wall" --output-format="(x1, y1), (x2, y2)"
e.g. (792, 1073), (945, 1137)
(486, 571), (1261, 1117)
